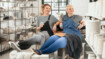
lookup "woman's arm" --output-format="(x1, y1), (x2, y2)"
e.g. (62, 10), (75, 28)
(52, 21), (61, 33)
(77, 19), (85, 29)
(36, 17), (44, 32)
(53, 20), (63, 33)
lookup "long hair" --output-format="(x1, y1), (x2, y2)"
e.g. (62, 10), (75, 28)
(40, 4), (51, 15)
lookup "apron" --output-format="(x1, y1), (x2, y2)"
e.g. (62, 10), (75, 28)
(40, 15), (53, 36)
(63, 15), (81, 39)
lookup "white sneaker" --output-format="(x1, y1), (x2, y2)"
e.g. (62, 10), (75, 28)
(9, 42), (21, 52)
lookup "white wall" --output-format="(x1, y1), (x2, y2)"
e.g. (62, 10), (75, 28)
(69, 0), (89, 16)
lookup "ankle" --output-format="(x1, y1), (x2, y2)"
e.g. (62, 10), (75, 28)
(38, 50), (42, 55)
(16, 41), (19, 46)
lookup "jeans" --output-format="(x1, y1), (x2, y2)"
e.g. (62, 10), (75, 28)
(39, 35), (67, 54)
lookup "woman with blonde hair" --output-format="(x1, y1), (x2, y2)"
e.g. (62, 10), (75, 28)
(9, 4), (59, 52)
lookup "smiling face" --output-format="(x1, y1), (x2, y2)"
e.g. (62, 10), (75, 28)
(66, 5), (74, 15)
(43, 5), (51, 15)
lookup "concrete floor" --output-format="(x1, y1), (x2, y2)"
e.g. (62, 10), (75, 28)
(0, 51), (10, 59)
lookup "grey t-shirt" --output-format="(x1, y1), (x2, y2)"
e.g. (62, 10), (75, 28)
(36, 15), (58, 30)
(73, 15), (83, 25)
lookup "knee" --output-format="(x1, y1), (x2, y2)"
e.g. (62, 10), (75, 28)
(57, 38), (67, 48)
(57, 38), (66, 43)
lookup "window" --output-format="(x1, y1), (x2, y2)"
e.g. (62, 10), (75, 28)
(42, 0), (68, 17)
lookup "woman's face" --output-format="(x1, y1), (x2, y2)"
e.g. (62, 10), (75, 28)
(66, 6), (74, 15)
(43, 5), (51, 14)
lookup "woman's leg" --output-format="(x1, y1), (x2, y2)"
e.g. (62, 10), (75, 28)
(39, 35), (60, 50)
(18, 33), (44, 49)
(40, 37), (67, 54)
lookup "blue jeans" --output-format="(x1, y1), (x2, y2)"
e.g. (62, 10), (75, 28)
(39, 35), (67, 54)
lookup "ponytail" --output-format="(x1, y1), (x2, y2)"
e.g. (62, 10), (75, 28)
(40, 5), (44, 15)
(40, 4), (51, 15)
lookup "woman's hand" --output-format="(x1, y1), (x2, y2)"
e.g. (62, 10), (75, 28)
(53, 25), (57, 33)
(60, 22), (63, 29)
(36, 27), (41, 30)
(36, 24), (44, 30)
(53, 21), (62, 33)
(40, 24), (44, 28)
(77, 24), (84, 29)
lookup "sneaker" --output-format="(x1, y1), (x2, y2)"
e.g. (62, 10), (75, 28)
(9, 42), (21, 52)
(31, 48), (42, 55)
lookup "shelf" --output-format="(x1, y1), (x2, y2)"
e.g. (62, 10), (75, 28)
(44, 0), (67, 3)
(20, 7), (38, 8)
(0, 18), (31, 21)
(0, 10), (21, 12)
(92, 16), (103, 20)
(0, 34), (7, 37)
(0, 1), (37, 3)
(0, 19), (14, 22)
(85, 39), (102, 59)
(16, 1), (38, 2)
(101, 20), (105, 25)
(44, 1), (66, 3)
(86, 14), (104, 20)
(85, 14), (105, 25)
(0, 1), (14, 3)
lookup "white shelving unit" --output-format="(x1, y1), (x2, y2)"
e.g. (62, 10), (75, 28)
(0, 0), (41, 54)
(85, 39), (102, 59)
(85, 1), (105, 58)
